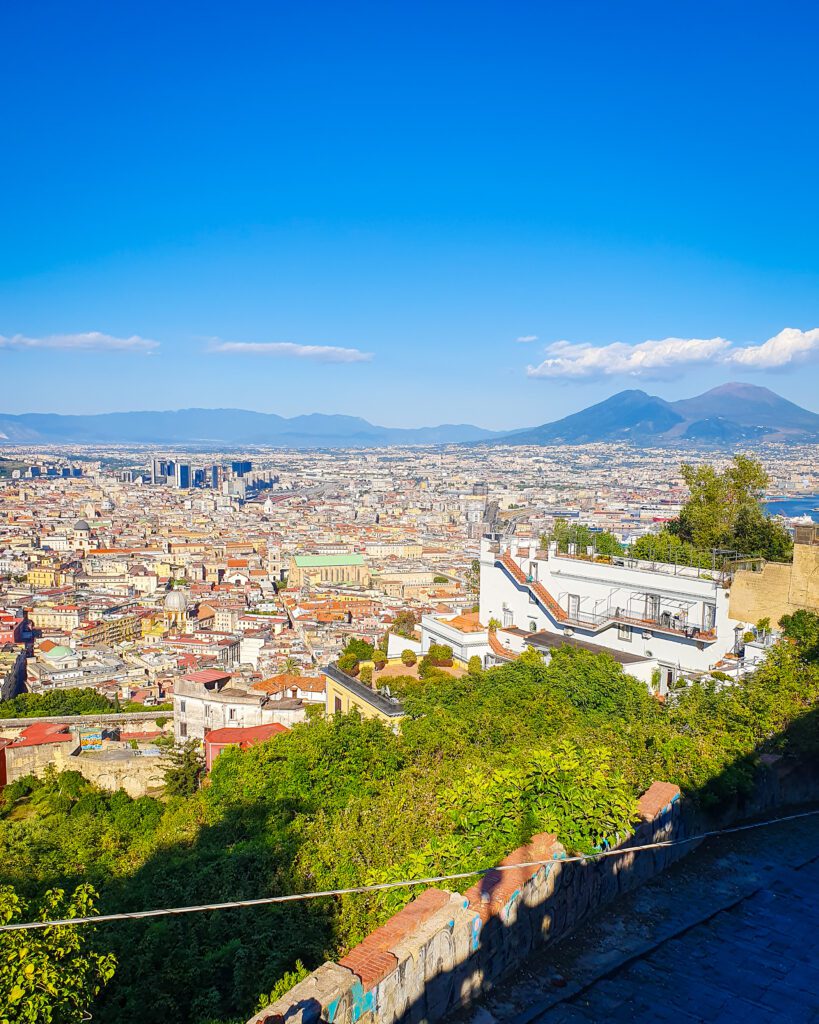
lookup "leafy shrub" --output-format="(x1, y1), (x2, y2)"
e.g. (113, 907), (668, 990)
(425, 643), (453, 667)
(337, 652), (359, 675)
(256, 960), (310, 1009)
(400, 649), (417, 667)
(343, 638), (375, 662)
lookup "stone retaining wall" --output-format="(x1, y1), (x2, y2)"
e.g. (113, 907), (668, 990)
(249, 781), (687, 1024)
(0, 710), (170, 739)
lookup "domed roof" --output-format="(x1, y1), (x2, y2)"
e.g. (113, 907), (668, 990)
(47, 645), (75, 660)
(164, 590), (189, 613)
(73, 519), (91, 532)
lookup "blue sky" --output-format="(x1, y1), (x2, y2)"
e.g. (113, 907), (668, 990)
(1, 0), (818, 429)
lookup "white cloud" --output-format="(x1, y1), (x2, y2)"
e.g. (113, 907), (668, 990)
(726, 327), (819, 369)
(0, 331), (158, 352)
(527, 336), (730, 379)
(515, 334), (539, 343)
(526, 327), (819, 379)
(210, 340), (373, 363)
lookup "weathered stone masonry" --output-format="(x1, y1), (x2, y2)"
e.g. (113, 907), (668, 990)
(248, 781), (688, 1024)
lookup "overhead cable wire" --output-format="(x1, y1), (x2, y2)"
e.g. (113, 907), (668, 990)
(2, 807), (817, 933)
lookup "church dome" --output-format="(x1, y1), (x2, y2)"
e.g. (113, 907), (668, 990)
(164, 590), (189, 613)
(73, 519), (91, 532)
(47, 645), (75, 661)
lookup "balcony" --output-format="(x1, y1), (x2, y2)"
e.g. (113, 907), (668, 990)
(497, 552), (717, 643)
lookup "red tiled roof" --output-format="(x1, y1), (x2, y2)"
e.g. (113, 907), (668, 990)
(11, 723), (73, 748)
(182, 669), (232, 685)
(252, 674), (325, 694)
(205, 724), (288, 747)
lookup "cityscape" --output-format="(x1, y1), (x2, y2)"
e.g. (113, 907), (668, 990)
(2, 2), (819, 1023)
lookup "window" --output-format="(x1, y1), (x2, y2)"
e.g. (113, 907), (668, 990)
(334, 696), (342, 713)
(228, 708), (236, 721)
(503, 607), (513, 627)
(618, 623), (631, 642)
(529, 620), (537, 633)
(567, 594), (580, 620)
(179, 722), (187, 738)
(703, 603), (716, 631)
(179, 700), (186, 713)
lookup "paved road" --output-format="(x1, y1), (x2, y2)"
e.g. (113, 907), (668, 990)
(466, 811), (819, 1024)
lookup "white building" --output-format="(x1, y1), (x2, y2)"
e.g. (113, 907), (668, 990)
(479, 535), (748, 694)
(419, 611), (491, 665)
(173, 668), (306, 743)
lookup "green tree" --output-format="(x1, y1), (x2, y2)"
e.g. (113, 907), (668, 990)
(634, 455), (791, 565)
(391, 611), (419, 639)
(342, 638), (375, 662)
(162, 741), (205, 797)
(540, 520), (622, 557)
(673, 455), (791, 560)
(631, 531), (712, 569)
(0, 884), (116, 1023)
(400, 649), (417, 667)
(0, 689), (114, 720)
(337, 652), (359, 674)
(467, 655), (483, 675)
(779, 609), (819, 662)
(424, 644), (453, 666)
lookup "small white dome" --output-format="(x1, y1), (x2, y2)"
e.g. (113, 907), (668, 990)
(164, 590), (189, 613)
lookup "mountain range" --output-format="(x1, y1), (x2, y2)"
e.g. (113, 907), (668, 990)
(0, 384), (816, 448)
(0, 409), (500, 447)
(492, 383), (819, 446)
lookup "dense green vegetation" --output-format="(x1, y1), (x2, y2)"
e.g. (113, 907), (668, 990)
(0, 689), (172, 719)
(634, 455), (792, 564)
(540, 521), (623, 557)
(1, 614), (818, 1023)
(0, 882), (116, 1022)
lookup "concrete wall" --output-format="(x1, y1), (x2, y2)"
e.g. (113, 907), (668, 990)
(248, 781), (687, 1024)
(730, 542), (819, 625)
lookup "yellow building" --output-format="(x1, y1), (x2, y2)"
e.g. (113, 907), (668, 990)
(27, 566), (60, 589)
(324, 665), (404, 727)
(73, 613), (143, 646)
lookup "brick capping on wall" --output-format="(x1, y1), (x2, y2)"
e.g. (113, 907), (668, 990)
(247, 781), (687, 1024)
